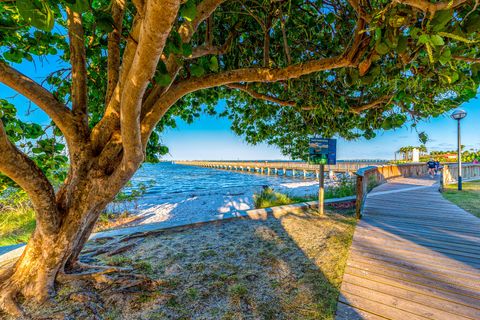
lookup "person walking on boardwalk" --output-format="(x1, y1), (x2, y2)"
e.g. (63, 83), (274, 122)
(427, 158), (436, 178)
(434, 159), (441, 175)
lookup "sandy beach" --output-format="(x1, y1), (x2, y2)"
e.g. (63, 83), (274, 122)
(111, 177), (324, 226)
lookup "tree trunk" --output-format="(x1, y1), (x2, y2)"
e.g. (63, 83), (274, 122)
(0, 167), (132, 317)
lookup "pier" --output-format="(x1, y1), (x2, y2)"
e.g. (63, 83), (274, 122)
(175, 160), (388, 178)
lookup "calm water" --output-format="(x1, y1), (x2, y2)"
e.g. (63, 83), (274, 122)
(128, 162), (311, 196)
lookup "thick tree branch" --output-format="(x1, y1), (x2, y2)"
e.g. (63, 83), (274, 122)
(351, 94), (394, 113)
(91, 16), (142, 151)
(0, 120), (60, 234)
(347, 0), (372, 22)
(66, 7), (88, 125)
(105, 0), (126, 105)
(394, 0), (468, 16)
(119, 0), (179, 170)
(453, 55), (480, 62)
(142, 0), (228, 117)
(280, 15), (292, 65)
(186, 31), (236, 59)
(0, 61), (81, 143)
(141, 55), (352, 140)
(225, 83), (296, 106)
(178, 0), (227, 42)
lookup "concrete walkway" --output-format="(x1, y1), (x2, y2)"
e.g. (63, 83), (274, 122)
(336, 177), (480, 320)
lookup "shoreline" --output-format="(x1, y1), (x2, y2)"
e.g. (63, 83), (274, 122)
(113, 174), (344, 227)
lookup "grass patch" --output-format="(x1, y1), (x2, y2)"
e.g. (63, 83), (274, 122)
(18, 206), (356, 320)
(254, 178), (356, 209)
(442, 180), (480, 218)
(0, 201), (36, 246)
(0, 195), (138, 246)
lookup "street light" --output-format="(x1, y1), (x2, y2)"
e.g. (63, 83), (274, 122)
(450, 109), (467, 190)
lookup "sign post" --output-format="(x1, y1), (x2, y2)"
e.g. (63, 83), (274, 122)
(318, 163), (325, 215)
(308, 138), (337, 215)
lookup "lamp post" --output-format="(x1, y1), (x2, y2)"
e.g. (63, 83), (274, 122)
(450, 109), (467, 190)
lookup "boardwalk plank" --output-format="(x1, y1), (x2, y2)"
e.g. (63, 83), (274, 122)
(342, 274), (480, 319)
(336, 177), (480, 320)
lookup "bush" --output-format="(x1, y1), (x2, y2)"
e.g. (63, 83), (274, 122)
(325, 177), (356, 198)
(253, 178), (356, 209)
(253, 187), (295, 208)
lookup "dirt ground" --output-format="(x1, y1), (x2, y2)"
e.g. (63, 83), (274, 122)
(6, 206), (356, 320)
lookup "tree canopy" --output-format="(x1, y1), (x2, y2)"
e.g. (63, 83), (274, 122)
(1, 0), (479, 165)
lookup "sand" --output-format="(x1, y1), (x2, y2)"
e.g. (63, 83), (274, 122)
(109, 178), (325, 226)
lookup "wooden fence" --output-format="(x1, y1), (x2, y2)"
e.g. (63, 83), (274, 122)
(441, 163), (480, 188)
(355, 164), (429, 218)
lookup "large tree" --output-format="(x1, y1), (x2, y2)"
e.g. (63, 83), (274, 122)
(0, 0), (479, 316)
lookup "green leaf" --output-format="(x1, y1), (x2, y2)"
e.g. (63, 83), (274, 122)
(374, 28), (382, 41)
(95, 13), (114, 33)
(430, 35), (444, 46)
(438, 48), (451, 65)
(209, 56), (219, 72)
(155, 73), (172, 87)
(397, 36), (408, 53)
(326, 12), (335, 24)
(180, 0), (197, 22)
(418, 132), (428, 144)
(182, 43), (193, 57)
(70, 0), (90, 13)
(389, 15), (405, 28)
(16, 0), (54, 31)
(464, 13), (480, 34)
(375, 41), (389, 55)
(430, 10), (452, 32)
(417, 34), (430, 44)
(190, 64), (205, 77)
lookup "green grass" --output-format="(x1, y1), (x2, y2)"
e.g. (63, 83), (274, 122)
(253, 179), (356, 209)
(0, 204), (36, 246)
(442, 180), (480, 218)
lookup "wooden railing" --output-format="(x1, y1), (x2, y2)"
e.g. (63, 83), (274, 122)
(440, 163), (480, 188)
(355, 164), (429, 218)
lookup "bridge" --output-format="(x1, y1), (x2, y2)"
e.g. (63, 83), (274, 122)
(175, 160), (389, 178)
(337, 163), (480, 319)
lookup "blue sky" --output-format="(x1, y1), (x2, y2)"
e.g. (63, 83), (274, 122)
(1, 56), (479, 161)
(162, 99), (479, 160)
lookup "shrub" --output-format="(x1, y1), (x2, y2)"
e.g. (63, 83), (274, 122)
(253, 187), (295, 208)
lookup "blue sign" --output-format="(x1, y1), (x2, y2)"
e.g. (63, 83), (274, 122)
(309, 138), (336, 165)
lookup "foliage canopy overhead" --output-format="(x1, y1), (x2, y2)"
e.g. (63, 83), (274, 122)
(1, 0), (479, 163)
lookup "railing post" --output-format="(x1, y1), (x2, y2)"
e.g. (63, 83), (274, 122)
(355, 175), (363, 219)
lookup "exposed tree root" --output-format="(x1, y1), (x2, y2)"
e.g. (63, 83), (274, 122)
(57, 269), (117, 285)
(0, 289), (24, 319)
(67, 261), (133, 273)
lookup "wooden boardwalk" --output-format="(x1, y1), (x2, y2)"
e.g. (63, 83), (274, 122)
(336, 177), (480, 320)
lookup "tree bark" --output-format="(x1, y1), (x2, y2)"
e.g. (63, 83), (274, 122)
(0, 156), (139, 317)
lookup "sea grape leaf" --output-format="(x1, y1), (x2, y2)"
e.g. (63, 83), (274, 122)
(209, 56), (219, 72)
(430, 35), (444, 46)
(16, 0), (54, 31)
(190, 64), (205, 77)
(180, 0), (197, 22)
(430, 10), (452, 32)
(375, 41), (389, 55)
